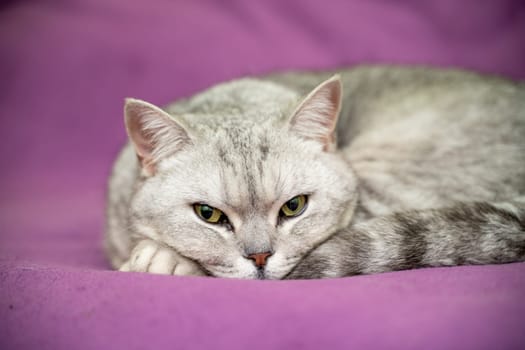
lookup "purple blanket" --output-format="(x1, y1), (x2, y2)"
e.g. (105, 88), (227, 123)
(1, 0), (524, 349)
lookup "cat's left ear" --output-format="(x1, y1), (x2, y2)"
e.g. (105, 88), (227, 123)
(288, 75), (342, 152)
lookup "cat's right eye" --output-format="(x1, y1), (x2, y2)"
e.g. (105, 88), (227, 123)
(193, 204), (229, 226)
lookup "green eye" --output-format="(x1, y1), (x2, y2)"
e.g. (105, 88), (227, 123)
(194, 204), (226, 224)
(280, 195), (307, 217)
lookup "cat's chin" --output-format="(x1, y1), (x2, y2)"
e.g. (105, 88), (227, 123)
(208, 270), (287, 280)
(201, 252), (299, 280)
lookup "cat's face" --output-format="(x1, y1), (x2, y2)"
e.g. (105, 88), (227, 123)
(126, 76), (358, 279)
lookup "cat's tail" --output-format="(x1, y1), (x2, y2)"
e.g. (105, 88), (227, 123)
(287, 197), (525, 279)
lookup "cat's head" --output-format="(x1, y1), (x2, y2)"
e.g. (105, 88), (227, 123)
(124, 75), (358, 279)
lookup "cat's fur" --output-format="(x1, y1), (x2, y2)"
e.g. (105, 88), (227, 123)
(105, 65), (525, 279)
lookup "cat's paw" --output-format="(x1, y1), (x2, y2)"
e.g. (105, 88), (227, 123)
(119, 240), (206, 276)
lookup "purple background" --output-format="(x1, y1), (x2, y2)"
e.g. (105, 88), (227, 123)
(1, 0), (524, 349)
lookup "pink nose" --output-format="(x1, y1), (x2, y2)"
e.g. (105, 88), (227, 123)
(247, 252), (272, 267)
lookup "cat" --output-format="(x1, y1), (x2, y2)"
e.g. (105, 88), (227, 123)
(105, 65), (525, 279)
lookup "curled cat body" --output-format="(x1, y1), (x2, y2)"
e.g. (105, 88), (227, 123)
(105, 65), (525, 279)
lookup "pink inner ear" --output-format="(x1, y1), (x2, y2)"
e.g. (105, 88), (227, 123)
(127, 113), (155, 159)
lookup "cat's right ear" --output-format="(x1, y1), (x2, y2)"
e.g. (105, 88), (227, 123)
(124, 98), (192, 176)
(288, 75), (342, 152)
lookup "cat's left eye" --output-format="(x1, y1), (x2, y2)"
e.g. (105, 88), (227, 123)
(193, 204), (229, 225)
(280, 195), (308, 218)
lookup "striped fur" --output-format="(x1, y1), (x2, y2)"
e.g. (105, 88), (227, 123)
(287, 199), (525, 278)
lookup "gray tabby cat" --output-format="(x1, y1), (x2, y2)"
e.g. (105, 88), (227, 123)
(105, 65), (525, 279)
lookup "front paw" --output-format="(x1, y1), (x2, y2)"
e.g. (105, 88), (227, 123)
(119, 240), (206, 276)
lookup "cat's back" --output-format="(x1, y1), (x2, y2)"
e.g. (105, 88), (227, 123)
(340, 66), (525, 143)
(340, 66), (525, 212)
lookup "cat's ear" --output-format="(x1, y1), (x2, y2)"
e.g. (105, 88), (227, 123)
(288, 75), (342, 151)
(124, 98), (192, 176)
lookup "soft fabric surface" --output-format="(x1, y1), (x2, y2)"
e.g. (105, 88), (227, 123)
(1, 0), (524, 349)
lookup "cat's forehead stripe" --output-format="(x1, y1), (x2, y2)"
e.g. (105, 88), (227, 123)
(235, 141), (266, 211)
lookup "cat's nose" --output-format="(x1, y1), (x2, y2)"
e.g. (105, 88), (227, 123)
(247, 252), (273, 268)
